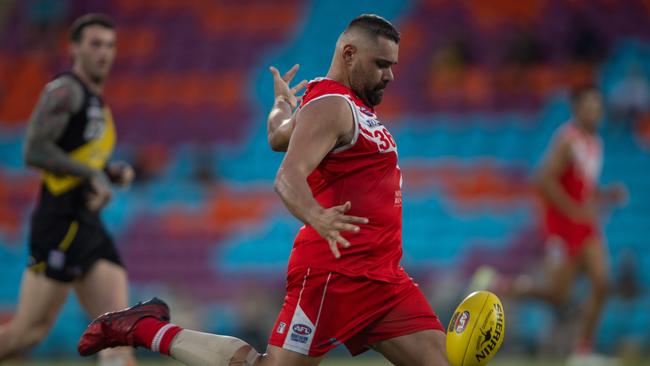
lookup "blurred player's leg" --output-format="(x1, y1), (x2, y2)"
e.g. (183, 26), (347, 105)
(576, 237), (610, 351)
(370, 330), (449, 366)
(0, 270), (69, 359)
(74, 259), (135, 365)
(513, 237), (578, 306)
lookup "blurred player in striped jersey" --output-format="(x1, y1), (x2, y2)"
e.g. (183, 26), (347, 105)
(0, 14), (135, 366)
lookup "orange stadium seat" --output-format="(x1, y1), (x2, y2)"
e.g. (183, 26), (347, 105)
(463, 0), (546, 29)
(0, 55), (48, 123)
(115, 26), (158, 62)
(200, 3), (298, 35)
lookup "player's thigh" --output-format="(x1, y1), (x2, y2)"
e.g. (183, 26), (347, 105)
(74, 259), (129, 317)
(371, 329), (449, 366)
(258, 345), (324, 366)
(9, 270), (70, 334)
(544, 237), (579, 300)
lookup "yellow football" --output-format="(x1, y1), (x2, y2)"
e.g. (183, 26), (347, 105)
(446, 291), (505, 366)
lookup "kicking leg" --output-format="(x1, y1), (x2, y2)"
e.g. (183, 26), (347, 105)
(78, 298), (323, 366)
(169, 332), (322, 366)
(75, 259), (135, 365)
(0, 270), (70, 359)
(371, 329), (448, 366)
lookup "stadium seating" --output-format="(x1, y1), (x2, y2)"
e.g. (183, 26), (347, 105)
(0, 0), (649, 358)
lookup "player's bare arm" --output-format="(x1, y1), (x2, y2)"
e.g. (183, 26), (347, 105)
(24, 76), (112, 209)
(267, 64), (307, 152)
(536, 138), (595, 222)
(274, 96), (368, 258)
(595, 182), (628, 208)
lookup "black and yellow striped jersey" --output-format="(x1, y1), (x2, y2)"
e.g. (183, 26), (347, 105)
(35, 72), (115, 217)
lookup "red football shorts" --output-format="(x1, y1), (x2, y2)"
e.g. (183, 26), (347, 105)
(268, 267), (444, 357)
(544, 208), (600, 259)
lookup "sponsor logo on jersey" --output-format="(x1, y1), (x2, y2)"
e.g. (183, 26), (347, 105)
(454, 311), (470, 334)
(359, 106), (375, 117)
(364, 118), (382, 128)
(277, 322), (286, 334)
(85, 98), (106, 140)
(475, 303), (504, 362)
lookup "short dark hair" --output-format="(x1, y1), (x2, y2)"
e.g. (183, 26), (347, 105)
(346, 14), (400, 44)
(571, 84), (601, 106)
(69, 13), (115, 43)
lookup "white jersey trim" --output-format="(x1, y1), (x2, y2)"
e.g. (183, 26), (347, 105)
(300, 93), (360, 154)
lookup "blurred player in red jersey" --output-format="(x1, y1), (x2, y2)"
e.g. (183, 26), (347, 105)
(77, 14), (450, 366)
(478, 86), (627, 363)
(534, 86), (626, 362)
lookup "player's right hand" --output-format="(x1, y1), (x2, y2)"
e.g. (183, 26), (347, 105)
(86, 171), (112, 212)
(309, 201), (369, 259)
(269, 64), (308, 109)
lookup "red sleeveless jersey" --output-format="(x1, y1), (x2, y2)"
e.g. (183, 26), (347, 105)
(554, 122), (602, 203)
(287, 78), (408, 283)
(543, 122), (603, 251)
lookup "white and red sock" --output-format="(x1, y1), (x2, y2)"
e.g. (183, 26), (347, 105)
(133, 317), (183, 355)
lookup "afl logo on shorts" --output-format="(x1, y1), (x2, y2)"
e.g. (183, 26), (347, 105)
(454, 311), (470, 334)
(292, 324), (312, 335)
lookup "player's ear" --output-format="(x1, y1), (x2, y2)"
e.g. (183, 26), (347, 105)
(69, 41), (79, 59)
(342, 44), (356, 65)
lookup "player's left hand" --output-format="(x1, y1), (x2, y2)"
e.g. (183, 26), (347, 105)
(604, 182), (628, 206)
(269, 64), (308, 109)
(106, 161), (135, 188)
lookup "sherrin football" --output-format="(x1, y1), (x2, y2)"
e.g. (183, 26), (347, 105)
(446, 291), (505, 366)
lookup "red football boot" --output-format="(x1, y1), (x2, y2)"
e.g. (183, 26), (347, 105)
(78, 298), (170, 356)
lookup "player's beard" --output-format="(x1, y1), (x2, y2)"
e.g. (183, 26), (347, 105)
(366, 82), (387, 107)
(85, 58), (110, 84)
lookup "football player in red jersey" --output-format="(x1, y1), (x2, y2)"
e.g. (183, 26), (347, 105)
(474, 86), (627, 364)
(531, 86), (626, 362)
(78, 14), (449, 366)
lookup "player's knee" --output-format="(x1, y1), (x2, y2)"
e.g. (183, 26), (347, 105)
(419, 332), (450, 366)
(431, 342), (450, 366)
(412, 349), (449, 366)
